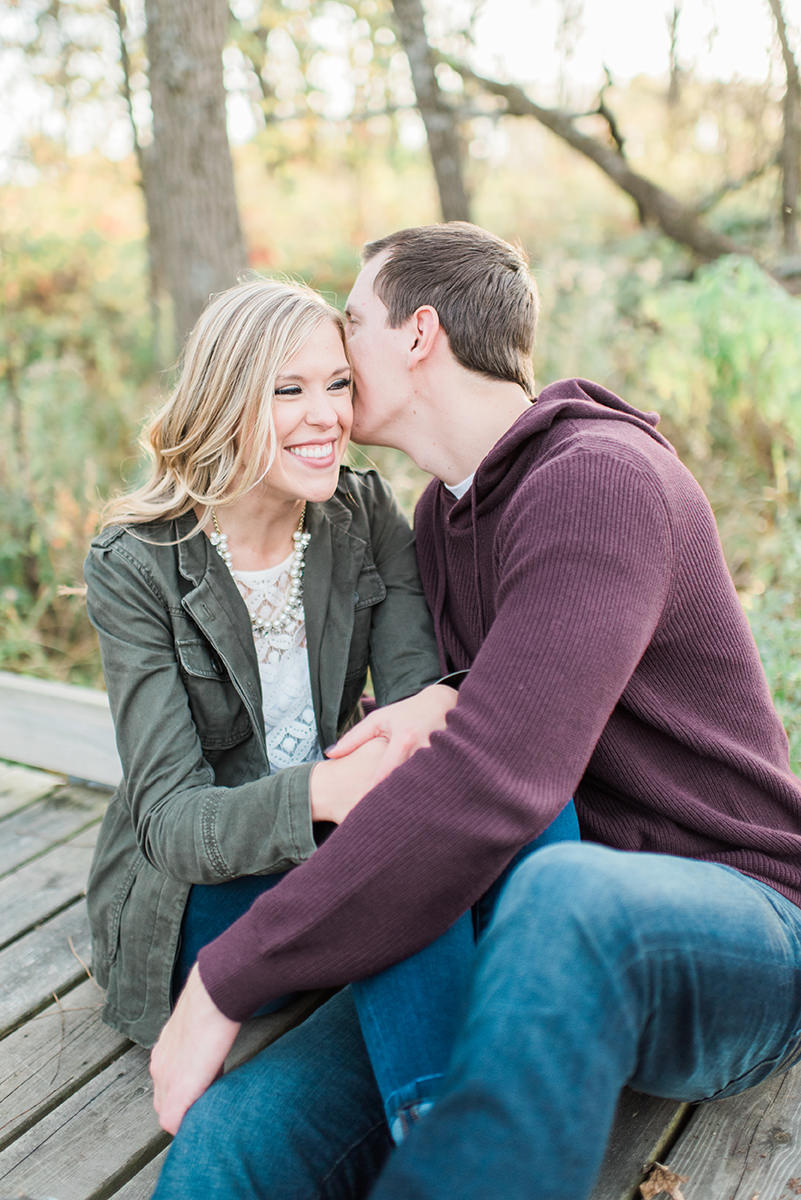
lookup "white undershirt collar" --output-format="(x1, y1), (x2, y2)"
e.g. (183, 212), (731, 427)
(446, 473), (474, 499)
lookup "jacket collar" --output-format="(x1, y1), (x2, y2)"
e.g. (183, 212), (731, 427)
(173, 493), (357, 585)
(173, 492), (367, 749)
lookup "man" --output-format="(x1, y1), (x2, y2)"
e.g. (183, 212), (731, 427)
(151, 223), (801, 1199)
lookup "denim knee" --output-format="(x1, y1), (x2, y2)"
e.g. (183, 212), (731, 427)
(154, 989), (391, 1200)
(497, 841), (618, 921)
(489, 842), (648, 981)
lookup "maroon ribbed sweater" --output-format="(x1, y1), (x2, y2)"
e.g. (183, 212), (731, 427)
(199, 379), (801, 1020)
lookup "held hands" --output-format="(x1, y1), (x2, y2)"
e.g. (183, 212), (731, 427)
(310, 683), (458, 829)
(150, 963), (241, 1135)
(325, 683), (458, 781)
(310, 734), (391, 823)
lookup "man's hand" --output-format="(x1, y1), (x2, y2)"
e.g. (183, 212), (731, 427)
(150, 963), (241, 1135)
(326, 683), (458, 776)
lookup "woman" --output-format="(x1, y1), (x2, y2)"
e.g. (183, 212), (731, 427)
(84, 278), (465, 1136)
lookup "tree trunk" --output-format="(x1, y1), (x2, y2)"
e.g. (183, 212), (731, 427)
(390, 0), (471, 223)
(108, 0), (165, 362)
(768, 0), (801, 256)
(143, 0), (247, 347)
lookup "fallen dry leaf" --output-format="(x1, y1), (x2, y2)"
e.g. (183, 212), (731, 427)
(640, 1161), (690, 1200)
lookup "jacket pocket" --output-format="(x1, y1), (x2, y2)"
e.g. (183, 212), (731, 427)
(345, 564), (386, 680)
(105, 861), (176, 1024)
(106, 857), (138, 971)
(353, 564), (387, 612)
(175, 636), (226, 679)
(176, 636), (251, 749)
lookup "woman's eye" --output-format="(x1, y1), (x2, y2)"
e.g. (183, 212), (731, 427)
(275, 385), (302, 396)
(329, 377), (352, 392)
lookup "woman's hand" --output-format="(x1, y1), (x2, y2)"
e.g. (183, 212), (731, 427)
(310, 736), (392, 824)
(325, 683), (458, 777)
(150, 963), (241, 1135)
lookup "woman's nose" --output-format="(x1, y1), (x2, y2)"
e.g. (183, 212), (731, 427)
(306, 392), (339, 426)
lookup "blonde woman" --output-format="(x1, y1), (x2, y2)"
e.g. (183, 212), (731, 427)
(84, 278), (472, 1144)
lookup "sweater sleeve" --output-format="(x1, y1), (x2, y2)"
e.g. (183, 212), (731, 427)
(198, 446), (674, 1017)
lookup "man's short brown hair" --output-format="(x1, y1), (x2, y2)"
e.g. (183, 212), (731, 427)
(363, 222), (538, 394)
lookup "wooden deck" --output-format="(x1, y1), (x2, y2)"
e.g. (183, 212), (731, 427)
(1, 673), (800, 1199)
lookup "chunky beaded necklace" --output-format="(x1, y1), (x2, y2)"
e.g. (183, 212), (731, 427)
(209, 505), (311, 637)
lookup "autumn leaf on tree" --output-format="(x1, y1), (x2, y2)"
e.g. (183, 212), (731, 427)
(640, 1161), (690, 1200)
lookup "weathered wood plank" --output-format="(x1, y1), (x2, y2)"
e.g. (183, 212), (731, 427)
(0, 903), (92, 1036)
(0, 670), (120, 787)
(0, 782), (107, 877)
(665, 1063), (801, 1200)
(0, 829), (98, 949)
(589, 1090), (690, 1200)
(0, 761), (60, 819)
(111, 1149), (169, 1199)
(0, 978), (130, 1151)
(0, 1045), (169, 1200)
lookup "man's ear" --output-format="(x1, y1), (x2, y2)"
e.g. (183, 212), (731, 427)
(408, 306), (441, 363)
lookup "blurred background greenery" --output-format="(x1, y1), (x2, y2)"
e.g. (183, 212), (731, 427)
(2, 0), (800, 769)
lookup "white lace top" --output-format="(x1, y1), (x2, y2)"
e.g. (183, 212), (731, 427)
(231, 555), (323, 772)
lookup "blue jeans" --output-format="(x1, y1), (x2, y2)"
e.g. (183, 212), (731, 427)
(154, 986), (390, 1200)
(352, 800), (578, 1138)
(371, 844), (801, 1199)
(155, 806), (579, 1196)
(173, 872), (473, 1142)
(159, 844), (801, 1199)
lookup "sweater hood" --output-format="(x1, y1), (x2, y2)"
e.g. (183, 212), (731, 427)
(465, 378), (674, 517)
(416, 378), (677, 655)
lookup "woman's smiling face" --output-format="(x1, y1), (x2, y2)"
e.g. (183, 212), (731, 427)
(260, 319), (353, 506)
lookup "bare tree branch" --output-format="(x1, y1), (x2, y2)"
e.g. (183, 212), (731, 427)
(595, 66), (627, 156)
(696, 154), (778, 215)
(451, 59), (760, 267)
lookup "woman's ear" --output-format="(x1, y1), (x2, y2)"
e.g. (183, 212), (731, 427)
(408, 305), (441, 363)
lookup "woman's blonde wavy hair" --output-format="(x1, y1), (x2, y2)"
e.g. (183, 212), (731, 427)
(100, 277), (343, 532)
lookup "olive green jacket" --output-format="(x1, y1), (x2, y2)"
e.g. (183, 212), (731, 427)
(84, 468), (440, 1047)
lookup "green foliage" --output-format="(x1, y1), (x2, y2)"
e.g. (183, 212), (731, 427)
(745, 516), (801, 775)
(632, 255), (801, 589)
(0, 228), (155, 683)
(638, 255), (801, 451)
